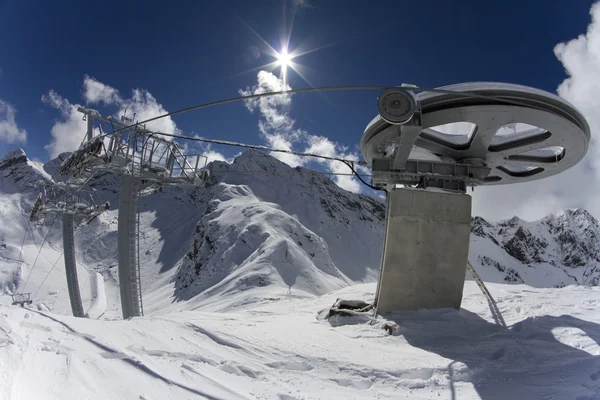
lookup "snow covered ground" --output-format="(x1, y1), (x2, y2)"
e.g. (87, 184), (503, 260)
(2, 282), (600, 400)
(1, 148), (600, 399)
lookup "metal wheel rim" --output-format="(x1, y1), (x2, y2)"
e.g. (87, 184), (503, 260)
(361, 82), (591, 186)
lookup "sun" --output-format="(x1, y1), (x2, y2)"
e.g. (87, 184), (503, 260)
(275, 49), (295, 86)
(276, 49), (293, 67)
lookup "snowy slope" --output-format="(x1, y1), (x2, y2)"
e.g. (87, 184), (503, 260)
(0, 148), (387, 318)
(173, 151), (385, 308)
(174, 184), (351, 301)
(2, 282), (600, 400)
(1, 148), (600, 319)
(0, 149), (113, 317)
(1, 148), (600, 399)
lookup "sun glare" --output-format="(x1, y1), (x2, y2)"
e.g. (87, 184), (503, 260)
(276, 50), (292, 67)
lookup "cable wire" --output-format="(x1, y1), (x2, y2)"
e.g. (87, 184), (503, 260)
(22, 216), (57, 292)
(80, 83), (559, 192)
(32, 249), (64, 300)
(19, 214), (56, 266)
(16, 230), (27, 289)
(146, 131), (369, 166)
(146, 136), (376, 188)
(95, 84), (551, 140)
(86, 83), (557, 191)
(32, 193), (121, 301)
(211, 169), (370, 177)
(341, 160), (384, 192)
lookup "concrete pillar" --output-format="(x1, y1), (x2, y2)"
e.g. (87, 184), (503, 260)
(375, 188), (472, 312)
(62, 213), (84, 317)
(118, 175), (142, 319)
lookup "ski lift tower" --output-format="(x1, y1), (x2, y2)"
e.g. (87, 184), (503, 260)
(362, 83), (590, 313)
(29, 182), (109, 317)
(59, 107), (209, 319)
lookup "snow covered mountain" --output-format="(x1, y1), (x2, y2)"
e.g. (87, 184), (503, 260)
(1, 148), (600, 399)
(470, 209), (600, 288)
(1, 147), (599, 316)
(0, 148), (387, 317)
(174, 151), (385, 305)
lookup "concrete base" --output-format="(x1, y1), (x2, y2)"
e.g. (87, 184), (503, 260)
(375, 188), (472, 312)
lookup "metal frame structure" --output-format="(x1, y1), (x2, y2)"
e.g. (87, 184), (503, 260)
(29, 183), (109, 317)
(59, 108), (210, 319)
(61, 108), (209, 186)
(362, 82), (590, 192)
(11, 293), (32, 307)
(362, 82), (591, 311)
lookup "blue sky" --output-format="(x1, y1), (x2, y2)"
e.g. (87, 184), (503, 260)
(0, 0), (599, 219)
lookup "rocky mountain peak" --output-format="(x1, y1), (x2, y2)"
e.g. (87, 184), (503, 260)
(546, 208), (599, 231)
(471, 208), (600, 287)
(42, 151), (72, 181)
(0, 149), (27, 168)
(0, 149), (51, 192)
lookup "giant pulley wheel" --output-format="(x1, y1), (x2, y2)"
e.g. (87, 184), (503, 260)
(361, 82), (591, 191)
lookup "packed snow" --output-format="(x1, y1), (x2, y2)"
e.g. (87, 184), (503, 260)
(2, 283), (600, 399)
(0, 148), (599, 399)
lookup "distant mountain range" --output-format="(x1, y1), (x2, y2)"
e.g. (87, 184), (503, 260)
(0, 148), (597, 315)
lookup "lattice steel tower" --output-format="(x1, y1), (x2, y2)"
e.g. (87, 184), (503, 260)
(59, 108), (209, 319)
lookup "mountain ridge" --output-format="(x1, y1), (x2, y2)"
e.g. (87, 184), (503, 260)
(0, 147), (598, 318)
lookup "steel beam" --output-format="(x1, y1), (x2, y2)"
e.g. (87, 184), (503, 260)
(62, 213), (84, 317)
(118, 175), (142, 319)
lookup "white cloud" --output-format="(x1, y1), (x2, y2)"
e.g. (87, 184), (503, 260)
(43, 76), (181, 158)
(41, 89), (66, 110)
(204, 150), (227, 164)
(42, 90), (86, 158)
(304, 135), (361, 193)
(118, 89), (178, 134)
(83, 75), (121, 105)
(182, 138), (230, 165)
(263, 133), (305, 167)
(240, 71), (294, 134)
(240, 71), (362, 192)
(471, 1), (600, 220)
(240, 71), (305, 167)
(82, 75), (178, 134)
(0, 99), (27, 144)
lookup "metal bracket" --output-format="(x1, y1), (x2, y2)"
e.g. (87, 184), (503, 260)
(371, 158), (491, 193)
(391, 110), (422, 170)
